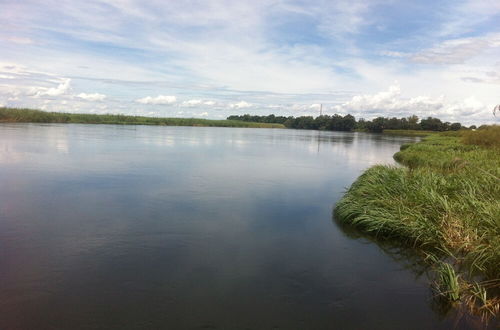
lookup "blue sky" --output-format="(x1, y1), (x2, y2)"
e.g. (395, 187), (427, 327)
(1, 0), (499, 124)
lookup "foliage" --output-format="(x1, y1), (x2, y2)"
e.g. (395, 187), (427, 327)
(285, 114), (356, 131)
(229, 113), (475, 133)
(228, 113), (357, 131)
(435, 262), (461, 302)
(335, 135), (500, 322)
(227, 114), (289, 124)
(462, 125), (500, 148)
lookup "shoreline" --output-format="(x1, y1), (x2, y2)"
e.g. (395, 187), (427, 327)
(334, 130), (499, 324)
(0, 108), (285, 129)
(0, 108), (472, 136)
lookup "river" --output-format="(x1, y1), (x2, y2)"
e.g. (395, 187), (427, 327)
(0, 124), (457, 329)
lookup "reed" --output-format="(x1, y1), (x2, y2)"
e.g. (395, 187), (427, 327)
(435, 261), (460, 302)
(335, 132), (500, 322)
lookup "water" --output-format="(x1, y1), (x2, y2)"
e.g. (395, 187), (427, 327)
(0, 124), (455, 329)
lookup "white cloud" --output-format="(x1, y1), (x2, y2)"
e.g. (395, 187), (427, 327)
(200, 112), (209, 116)
(76, 92), (106, 101)
(181, 99), (218, 107)
(379, 50), (408, 58)
(462, 70), (500, 85)
(0, 2), (498, 125)
(0, 62), (29, 74)
(335, 84), (405, 112)
(0, 74), (15, 79)
(31, 78), (71, 97)
(333, 84), (496, 124)
(229, 101), (252, 109)
(4, 36), (34, 45)
(136, 95), (177, 105)
(411, 34), (500, 64)
(40, 99), (50, 110)
(182, 99), (202, 107)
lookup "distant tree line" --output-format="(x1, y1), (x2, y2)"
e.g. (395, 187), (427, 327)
(227, 114), (356, 131)
(227, 114), (289, 124)
(357, 115), (464, 132)
(227, 114), (469, 132)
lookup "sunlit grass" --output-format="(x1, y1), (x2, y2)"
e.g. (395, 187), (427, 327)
(462, 125), (500, 148)
(335, 133), (500, 322)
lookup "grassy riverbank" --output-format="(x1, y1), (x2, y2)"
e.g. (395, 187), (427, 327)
(335, 127), (500, 322)
(0, 107), (285, 128)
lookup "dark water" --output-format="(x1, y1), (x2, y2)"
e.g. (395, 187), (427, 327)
(0, 124), (456, 329)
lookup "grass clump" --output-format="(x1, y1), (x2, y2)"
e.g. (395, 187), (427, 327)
(0, 107), (285, 129)
(435, 261), (461, 302)
(335, 133), (500, 324)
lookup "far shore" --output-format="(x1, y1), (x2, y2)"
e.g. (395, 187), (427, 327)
(0, 108), (474, 138)
(0, 107), (285, 129)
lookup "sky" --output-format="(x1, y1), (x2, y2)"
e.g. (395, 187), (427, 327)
(1, 0), (499, 125)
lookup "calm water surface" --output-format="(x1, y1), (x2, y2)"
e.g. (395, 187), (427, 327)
(0, 124), (456, 329)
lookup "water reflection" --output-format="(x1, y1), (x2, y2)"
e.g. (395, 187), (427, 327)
(1, 124), (448, 329)
(333, 215), (498, 329)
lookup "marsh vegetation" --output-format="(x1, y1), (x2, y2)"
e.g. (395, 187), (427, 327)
(0, 107), (284, 128)
(335, 126), (500, 324)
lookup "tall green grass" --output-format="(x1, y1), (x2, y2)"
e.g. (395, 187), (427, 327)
(0, 107), (285, 128)
(462, 125), (500, 148)
(435, 262), (461, 302)
(335, 130), (500, 323)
